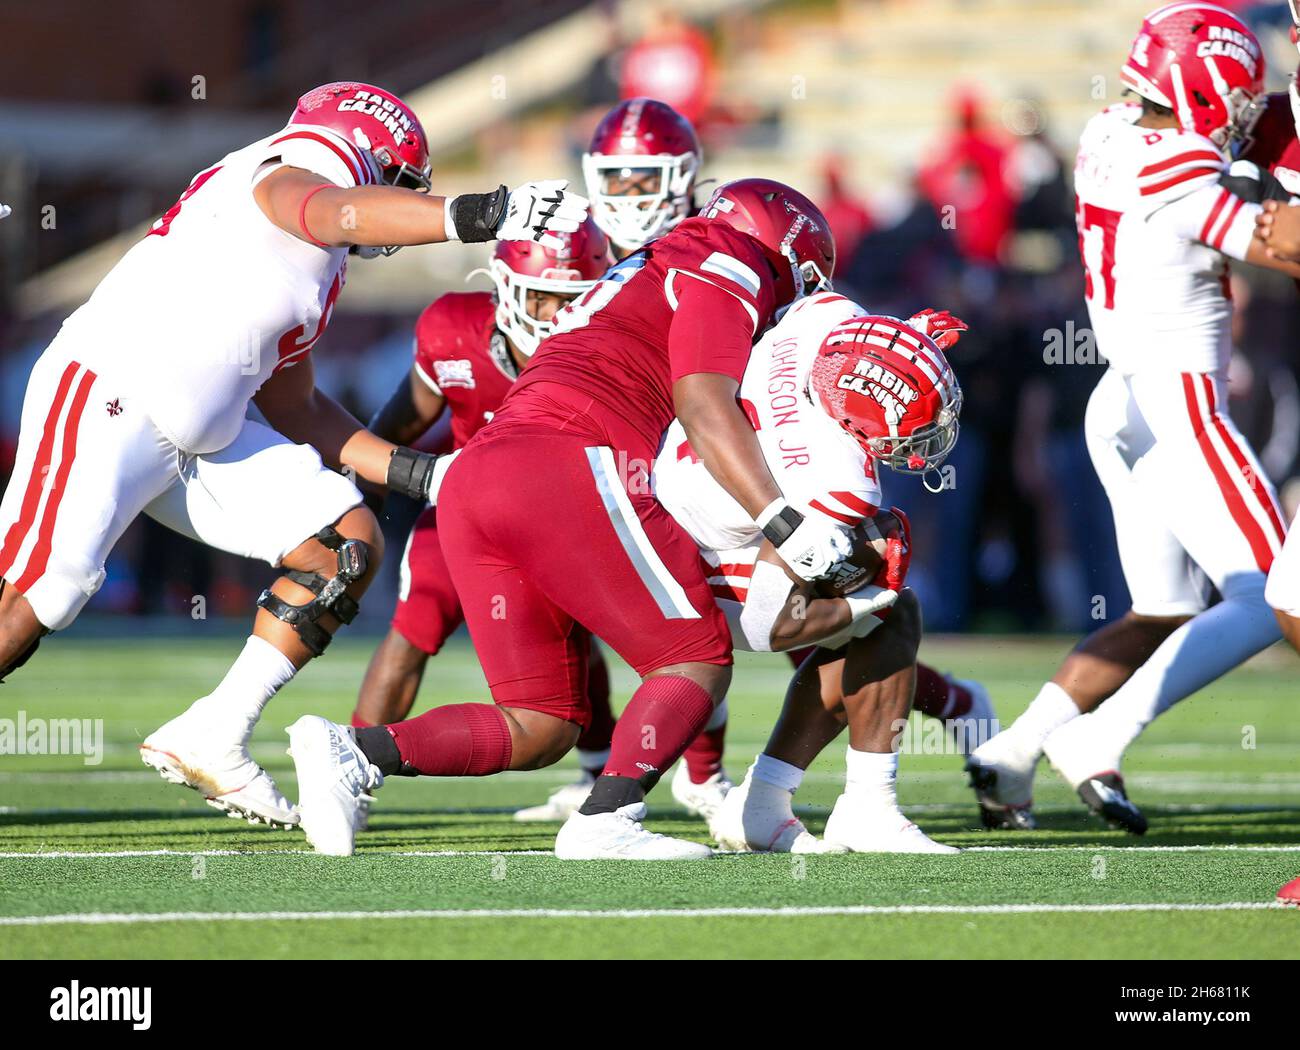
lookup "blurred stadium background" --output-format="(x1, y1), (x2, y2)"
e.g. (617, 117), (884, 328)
(3, 0), (1299, 637)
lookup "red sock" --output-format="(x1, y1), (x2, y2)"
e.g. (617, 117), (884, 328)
(350, 712), (374, 729)
(683, 702), (726, 783)
(913, 663), (973, 720)
(601, 675), (713, 788)
(387, 703), (513, 776)
(576, 652), (616, 758)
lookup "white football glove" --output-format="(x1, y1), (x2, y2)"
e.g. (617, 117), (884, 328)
(757, 498), (854, 582)
(497, 180), (589, 250)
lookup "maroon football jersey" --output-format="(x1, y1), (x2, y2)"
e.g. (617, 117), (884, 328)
(412, 291), (518, 450)
(1244, 92), (1300, 194)
(495, 217), (779, 459)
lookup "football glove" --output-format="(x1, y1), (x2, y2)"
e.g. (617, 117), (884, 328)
(758, 498), (854, 582)
(874, 507), (912, 594)
(906, 308), (968, 351)
(497, 180), (589, 250)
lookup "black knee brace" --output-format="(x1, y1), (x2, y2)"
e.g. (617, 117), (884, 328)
(256, 527), (368, 657)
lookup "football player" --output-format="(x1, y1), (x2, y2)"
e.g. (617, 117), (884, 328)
(582, 96), (702, 259)
(655, 294), (967, 854)
(287, 177), (856, 859)
(967, 5), (1300, 834)
(0, 81), (586, 826)
(513, 97), (727, 824)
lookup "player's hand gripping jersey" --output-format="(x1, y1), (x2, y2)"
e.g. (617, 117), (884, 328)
(60, 124), (375, 455)
(1074, 103), (1263, 375)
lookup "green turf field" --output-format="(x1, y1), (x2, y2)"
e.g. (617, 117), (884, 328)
(1, 630), (1297, 959)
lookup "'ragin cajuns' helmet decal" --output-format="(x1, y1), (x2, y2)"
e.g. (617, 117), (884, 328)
(289, 82), (431, 191)
(487, 217), (614, 356)
(583, 98), (702, 251)
(809, 314), (962, 476)
(1120, 3), (1264, 148)
(699, 178), (836, 309)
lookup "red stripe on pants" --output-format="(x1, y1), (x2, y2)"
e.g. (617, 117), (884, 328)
(1180, 373), (1273, 573)
(0, 361), (80, 581)
(1200, 375), (1286, 548)
(15, 368), (96, 593)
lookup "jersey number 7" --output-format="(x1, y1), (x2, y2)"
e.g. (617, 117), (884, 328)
(1076, 200), (1120, 310)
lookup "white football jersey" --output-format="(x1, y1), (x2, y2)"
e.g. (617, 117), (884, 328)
(61, 124), (380, 454)
(653, 291), (883, 621)
(1074, 103), (1259, 375)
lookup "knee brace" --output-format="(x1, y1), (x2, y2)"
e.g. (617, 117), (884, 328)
(257, 527), (369, 657)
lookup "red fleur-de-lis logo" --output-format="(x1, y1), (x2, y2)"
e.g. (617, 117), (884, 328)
(106, 398), (123, 417)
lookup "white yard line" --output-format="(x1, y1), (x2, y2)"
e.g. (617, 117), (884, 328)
(2, 844), (1299, 860)
(0, 902), (1288, 927)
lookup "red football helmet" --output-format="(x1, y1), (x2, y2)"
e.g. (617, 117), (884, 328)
(699, 178), (836, 308)
(291, 82), (431, 191)
(488, 217), (613, 356)
(582, 98), (702, 251)
(809, 314), (962, 475)
(1120, 4), (1264, 148)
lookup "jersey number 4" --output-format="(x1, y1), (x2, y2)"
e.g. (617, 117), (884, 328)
(1076, 201), (1120, 310)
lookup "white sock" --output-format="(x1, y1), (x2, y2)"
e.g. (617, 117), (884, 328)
(751, 753), (803, 794)
(843, 746), (899, 809)
(1090, 590), (1280, 749)
(705, 698), (728, 732)
(1004, 681), (1081, 753)
(185, 636), (297, 745)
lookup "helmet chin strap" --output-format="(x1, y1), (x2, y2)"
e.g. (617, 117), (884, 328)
(922, 468), (946, 494)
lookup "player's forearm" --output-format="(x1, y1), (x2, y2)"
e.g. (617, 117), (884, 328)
(674, 375), (782, 519)
(266, 388), (394, 486)
(304, 185), (450, 248)
(770, 595), (852, 651)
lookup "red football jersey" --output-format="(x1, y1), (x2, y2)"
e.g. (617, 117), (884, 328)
(494, 217), (779, 459)
(1244, 92), (1300, 194)
(412, 291), (518, 450)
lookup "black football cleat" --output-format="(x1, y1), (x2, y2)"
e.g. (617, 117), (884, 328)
(966, 759), (1037, 831)
(1076, 771), (1147, 835)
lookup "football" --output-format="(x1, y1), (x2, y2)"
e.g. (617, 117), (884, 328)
(813, 509), (900, 598)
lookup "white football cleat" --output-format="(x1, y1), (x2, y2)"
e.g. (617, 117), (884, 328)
(513, 773), (595, 822)
(286, 716), (383, 857)
(823, 793), (959, 854)
(965, 720), (1042, 831)
(140, 715), (297, 828)
(670, 762), (732, 822)
(1042, 715), (1148, 835)
(554, 802), (713, 860)
(710, 773), (833, 854)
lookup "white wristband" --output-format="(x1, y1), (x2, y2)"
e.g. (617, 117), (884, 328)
(443, 196), (461, 242)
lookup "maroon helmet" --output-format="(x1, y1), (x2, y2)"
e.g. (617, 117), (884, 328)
(582, 98), (702, 251)
(488, 216), (613, 355)
(699, 178), (836, 307)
